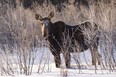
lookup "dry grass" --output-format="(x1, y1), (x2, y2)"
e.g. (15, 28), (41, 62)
(0, 0), (116, 76)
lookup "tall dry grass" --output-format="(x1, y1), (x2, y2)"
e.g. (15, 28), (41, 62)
(0, 2), (51, 75)
(0, 0), (116, 76)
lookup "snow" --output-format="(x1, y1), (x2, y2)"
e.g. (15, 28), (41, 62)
(0, 47), (116, 77)
(2, 68), (115, 77)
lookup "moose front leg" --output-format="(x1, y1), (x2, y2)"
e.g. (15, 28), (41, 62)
(53, 53), (61, 68)
(50, 45), (61, 68)
(64, 52), (71, 68)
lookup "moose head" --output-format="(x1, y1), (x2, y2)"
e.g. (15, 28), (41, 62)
(35, 11), (54, 38)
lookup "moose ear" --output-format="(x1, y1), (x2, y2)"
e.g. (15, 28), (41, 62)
(35, 14), (42, 21)
(48, 11), (54, 19)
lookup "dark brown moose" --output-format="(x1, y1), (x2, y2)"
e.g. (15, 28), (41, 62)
(35, 11), (101, 68)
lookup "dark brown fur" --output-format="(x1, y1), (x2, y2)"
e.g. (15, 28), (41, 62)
(35, 12), (101, 68)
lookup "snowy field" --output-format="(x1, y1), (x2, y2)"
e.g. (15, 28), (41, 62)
(0, 47), (116, 77)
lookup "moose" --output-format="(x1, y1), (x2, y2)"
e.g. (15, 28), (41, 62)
(35, 11), (101, 68)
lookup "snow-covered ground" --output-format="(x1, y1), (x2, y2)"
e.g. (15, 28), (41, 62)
(0, 47), (116, 77)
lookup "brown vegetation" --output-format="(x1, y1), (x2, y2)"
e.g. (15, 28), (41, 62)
(0, 0), (116, 76)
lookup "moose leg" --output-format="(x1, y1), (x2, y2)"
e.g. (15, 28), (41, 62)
(90, 47), (97, 65)
(97, 52), (101, 65)
(91, 52), (96, 65)
(90, 47), (101, 65)
(50, 49), (61, 68)
(50, 45), (61, 68)
(53, 53), (61, 68)
(64, 52), (71, 68)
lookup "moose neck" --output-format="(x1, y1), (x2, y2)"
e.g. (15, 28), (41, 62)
(48, 21), (54, 34)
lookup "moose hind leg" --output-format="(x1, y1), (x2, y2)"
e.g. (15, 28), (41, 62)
(90, 48), (97, 65)
(97, 53), (101, 65)
(90, 47), (101, 65)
